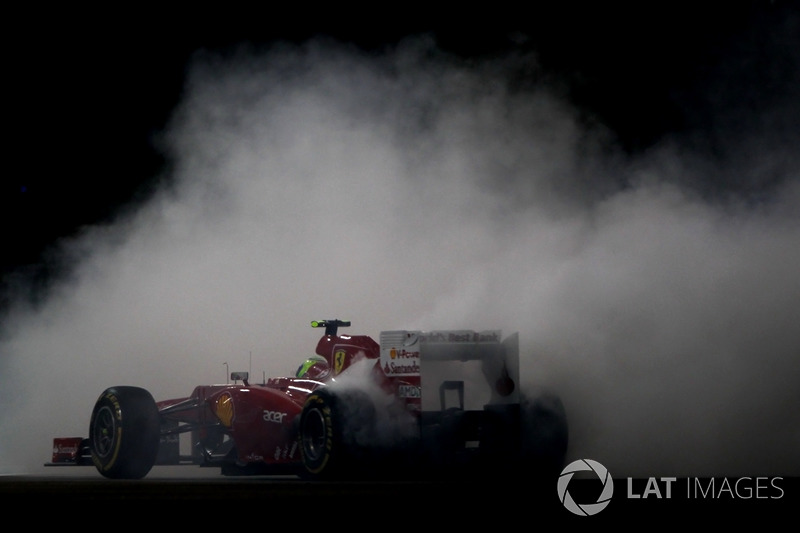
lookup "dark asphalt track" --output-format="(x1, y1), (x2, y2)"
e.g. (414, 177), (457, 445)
(2, 471), (796, 523)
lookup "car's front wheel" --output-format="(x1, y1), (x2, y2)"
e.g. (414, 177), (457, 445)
(89, 386), (160, 479)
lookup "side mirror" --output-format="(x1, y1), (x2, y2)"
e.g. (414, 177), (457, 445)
(230, 372), (250, 385)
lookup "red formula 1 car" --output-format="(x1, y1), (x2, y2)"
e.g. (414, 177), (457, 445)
(47, 319), (568, 481)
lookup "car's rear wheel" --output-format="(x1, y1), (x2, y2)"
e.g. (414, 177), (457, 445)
(89, 386), (160, 479)
(519, 391), (569, 483)
(298, 387), (375, 479)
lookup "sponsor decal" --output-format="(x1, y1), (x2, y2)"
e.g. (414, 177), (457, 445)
(403, 333), (420, 346)
(52, 438), (84, 462)
(383, 360), (421, 376)
(263, 410), (287, 424)
(390, 347), (420, 360)
(398, 384), (421, 398)
(420, 330), (501, 343)
(54, 443), (79, 454)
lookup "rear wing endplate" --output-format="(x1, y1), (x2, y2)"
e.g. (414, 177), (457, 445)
(379, 329), (520, 405)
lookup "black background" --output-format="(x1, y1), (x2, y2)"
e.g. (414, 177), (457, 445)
(1, 474), (797, 522)
(5, 2), (799, 311)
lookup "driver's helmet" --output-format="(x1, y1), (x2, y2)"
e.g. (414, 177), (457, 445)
(296, 355), (329, 379)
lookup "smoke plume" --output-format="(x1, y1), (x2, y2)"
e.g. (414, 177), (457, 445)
(1, 33), (798, 478)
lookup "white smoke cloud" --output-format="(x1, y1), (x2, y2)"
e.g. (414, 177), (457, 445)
(1, 35), (798, 478)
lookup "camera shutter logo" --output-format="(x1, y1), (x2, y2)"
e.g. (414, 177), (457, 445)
(557, 459), (614, 516)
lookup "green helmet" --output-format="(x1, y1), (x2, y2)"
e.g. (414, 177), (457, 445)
(296, 355), (328, 378)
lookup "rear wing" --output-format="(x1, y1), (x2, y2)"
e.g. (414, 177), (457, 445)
(379, 330), (520, 409)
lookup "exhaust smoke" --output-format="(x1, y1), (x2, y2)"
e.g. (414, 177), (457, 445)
(1, 30), (798, 478)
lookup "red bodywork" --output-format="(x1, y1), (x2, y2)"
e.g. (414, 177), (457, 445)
(46, 321), (527, 479)
(151, 331), (412, 471)
(51, 437), (87, 464)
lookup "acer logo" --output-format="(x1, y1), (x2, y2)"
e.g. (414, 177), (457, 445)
(263, 410), (288, 424)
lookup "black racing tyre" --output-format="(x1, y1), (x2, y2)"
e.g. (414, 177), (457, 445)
(519, 391), (569, 483)
(89, 386), (161, 480)
(479, 404), (522, 468)
(298, 387), (375, 479)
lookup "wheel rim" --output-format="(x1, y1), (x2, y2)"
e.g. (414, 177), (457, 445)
(301, 407), (327, 462)
(92, 405), (117, 458)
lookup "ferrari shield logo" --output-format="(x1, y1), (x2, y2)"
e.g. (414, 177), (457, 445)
(334, 350), (346, 375)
